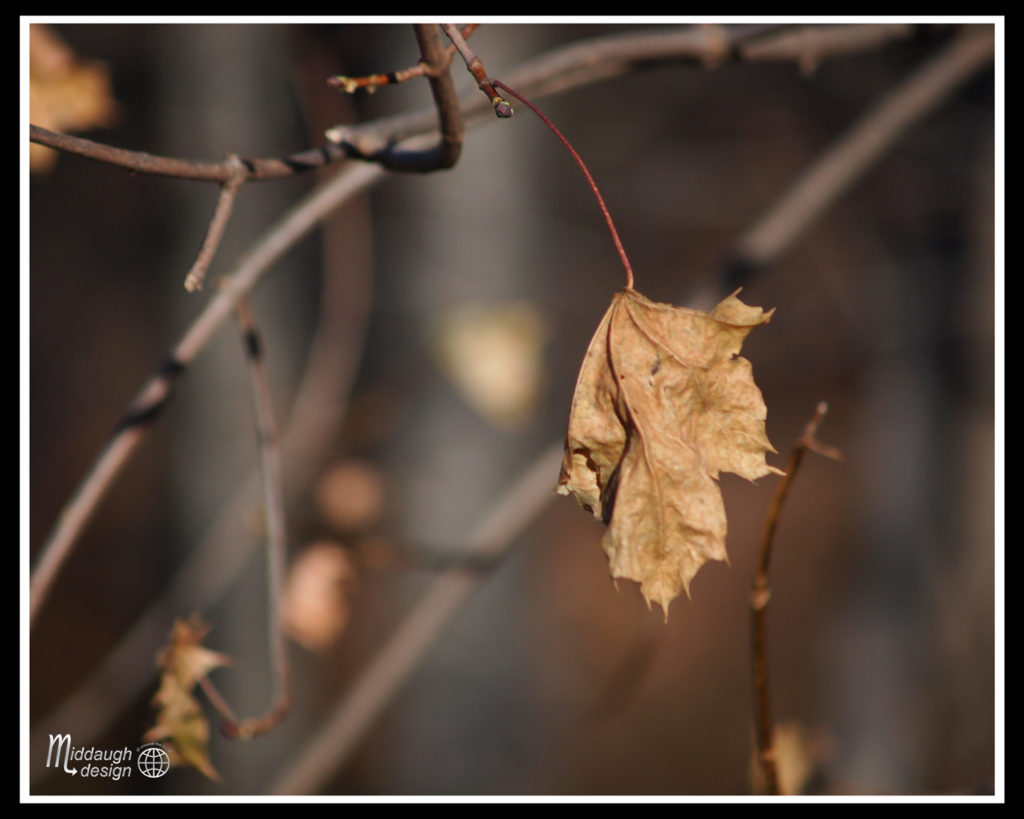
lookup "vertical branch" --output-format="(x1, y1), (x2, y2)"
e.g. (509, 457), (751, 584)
(353, 23), (465, 172)
(219, 300), (291, 738)
(751, 402), (842, 794)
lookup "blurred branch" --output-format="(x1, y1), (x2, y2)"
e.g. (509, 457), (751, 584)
(723, 26), (994, 290)
(30, 167), (376, 777)
(270, 443), (564, 795)
(30, 158), (387, 626)
(738, 23), (916, 70)
(216, 300), (291, 739)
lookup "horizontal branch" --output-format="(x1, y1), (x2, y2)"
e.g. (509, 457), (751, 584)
(31, 24), (925, 182)
(29, 123), (350, 181)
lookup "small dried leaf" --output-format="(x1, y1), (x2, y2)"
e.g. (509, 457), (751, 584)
(144, 615), (231, 781)
(29, 24), (117, 173)
(432, 300), (548, 429)
(558, 288), (782, 619)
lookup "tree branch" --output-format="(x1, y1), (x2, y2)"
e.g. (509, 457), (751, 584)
(722, 25), (994, 290)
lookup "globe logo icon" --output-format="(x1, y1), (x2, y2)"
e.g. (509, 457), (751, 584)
(137, 743), (171, 778)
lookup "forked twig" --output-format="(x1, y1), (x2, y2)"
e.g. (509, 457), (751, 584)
(751, 402), (842, 795)
(328, 24), (479, 93)
(351, 23), (465, 172)
(442, 23), (514, 117)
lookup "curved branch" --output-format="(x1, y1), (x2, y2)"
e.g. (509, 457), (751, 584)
(363, 23), (464, 172)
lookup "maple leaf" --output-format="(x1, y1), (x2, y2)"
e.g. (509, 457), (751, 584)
(557, 288), (782, 619)
(144, 615), (231, 781)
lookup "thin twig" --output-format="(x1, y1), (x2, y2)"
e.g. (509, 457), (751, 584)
(442, 23), (514, 117)
(214, 300), (292, 739)
(350, 24), (465, 173)
(184, 155), (247, 292)
(751, 402), (841, 795)
(327, 24), (921, 155)
(328, 24), (478, 93)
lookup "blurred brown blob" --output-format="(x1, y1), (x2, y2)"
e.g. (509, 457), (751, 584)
(314, 459), (388, 533)
(282, 542), (357, 651)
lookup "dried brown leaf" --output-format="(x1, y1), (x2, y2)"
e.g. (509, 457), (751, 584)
(557, 288), (782, 619)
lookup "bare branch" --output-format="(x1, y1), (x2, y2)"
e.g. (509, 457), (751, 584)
(442, 23), (514, 117)
(358, 23), (464, 172)
(750, 403), (841, 795)
(215, 300), (292, 739)
(725, 26), (994, 287)
(183, 154), (247, 292)
(29, 122), (350, 181)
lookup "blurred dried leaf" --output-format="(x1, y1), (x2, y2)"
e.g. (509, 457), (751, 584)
(282, 542), (357, 650)
(750, 721), (836, 795)
(315, 459), (387, 532)
(144, 615), (231, 781)
(29, 24), (117, 173)
(432, 300), (548, 429)
(557, 288), (782, 619)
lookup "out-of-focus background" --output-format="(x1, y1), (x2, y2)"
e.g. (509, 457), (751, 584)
(27, 22), (998, 797)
